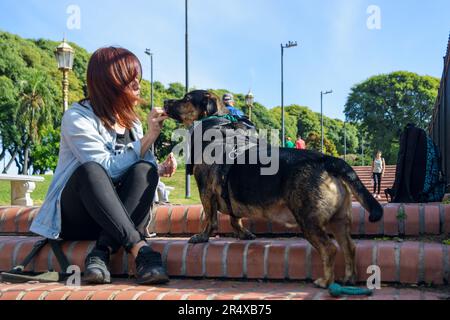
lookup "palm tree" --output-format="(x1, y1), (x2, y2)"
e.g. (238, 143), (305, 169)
(16, 70), (53, 174)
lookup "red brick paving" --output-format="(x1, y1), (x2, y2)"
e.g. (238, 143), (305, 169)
(0, 278), (447, 300)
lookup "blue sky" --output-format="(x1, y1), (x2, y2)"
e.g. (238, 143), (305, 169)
(0, 0), (449, 121)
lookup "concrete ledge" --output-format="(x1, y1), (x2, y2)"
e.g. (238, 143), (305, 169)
(0, 175), (45, 206)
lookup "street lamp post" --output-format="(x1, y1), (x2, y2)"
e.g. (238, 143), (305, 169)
(245, 90), (254, 121)
(361, 134), (365, 166)
(281, 41), (297, 147)
(185, 0), (191, 198)
(54, 38), (75, 114)
(320, 90), (333, 153)
(344, 119), (347, 161)
(144, 49), (155, 154)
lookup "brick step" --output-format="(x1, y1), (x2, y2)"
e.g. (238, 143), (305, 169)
(359, 181), (394, 186)
(357, 174), (395, 177)
(0, 236), (448, 285)
(352, 165), (397, 170)
(354, 172), (396, 174)
(355, 174), (396, 178)
(358, 180), (394, 183)
(358, 179), (394, 184)
(358, 182), (394, 186)
(1, 204), (449, 237)
(357, 169), (396, 172)
(357, 179), (395, 183)
(354, 172), (396, 175)
(0, 278), (447, 300)
(349, 165), (394, 204)
(149, 204), (450, 237)
(356, 175), (396, 178)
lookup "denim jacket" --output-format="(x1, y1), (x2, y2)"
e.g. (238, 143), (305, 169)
(30, 101), (157, 239)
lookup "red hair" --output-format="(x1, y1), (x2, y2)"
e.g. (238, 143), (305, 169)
(85, 47), (143, 129)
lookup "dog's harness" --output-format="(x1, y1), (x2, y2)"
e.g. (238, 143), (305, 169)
(186, 115), (257, 215)
(186, 115), (257, 175)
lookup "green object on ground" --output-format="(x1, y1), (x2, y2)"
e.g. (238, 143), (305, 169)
(328, 283), (373, 298)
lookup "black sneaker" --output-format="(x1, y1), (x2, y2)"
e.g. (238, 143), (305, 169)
(135, 246), (169, 285)
(83, 247), (111, 284)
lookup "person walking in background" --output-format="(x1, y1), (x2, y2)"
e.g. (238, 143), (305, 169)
(372, 151), (386, 199)
(295, 135), (306, 150)
(222, 93), (244, 117)
(286, 137), (295, 148)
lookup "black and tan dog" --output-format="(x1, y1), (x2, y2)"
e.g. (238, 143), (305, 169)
(164, 90), (383, 288)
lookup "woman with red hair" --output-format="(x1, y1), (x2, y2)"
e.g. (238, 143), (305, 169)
(30, 47), (176, 285)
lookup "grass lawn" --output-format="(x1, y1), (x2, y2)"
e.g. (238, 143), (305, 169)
(0, 168), (201, 206)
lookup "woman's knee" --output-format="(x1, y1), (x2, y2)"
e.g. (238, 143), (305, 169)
(74, 161), (109, 181)
(129, 161), (159, 181)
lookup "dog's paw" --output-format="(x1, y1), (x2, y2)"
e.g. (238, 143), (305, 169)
(314, 278), (331, 289)
(343, 275), (357, 286)
(188, 233), (210, 244)
(238, 231), (256, 241)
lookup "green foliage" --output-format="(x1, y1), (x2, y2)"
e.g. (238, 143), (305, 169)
(396, 207), (407, 221)
(31, 126), (60, 174)
(345, 71), (440, 164)
(305, 132), (338, 156)
(0, 75), (19, 159)
(342, 153), (373, 167)
(16, 68), (57, 173)
(0, 30), (90, 172)
(269, 106), (297, 145)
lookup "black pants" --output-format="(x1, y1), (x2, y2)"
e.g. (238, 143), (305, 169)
(373, 172), (382, 194)
(60, 161), (159, 253)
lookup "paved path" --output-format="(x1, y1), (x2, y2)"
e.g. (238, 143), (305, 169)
(0, 279), (448, 300)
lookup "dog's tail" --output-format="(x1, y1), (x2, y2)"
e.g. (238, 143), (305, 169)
(325, 157), (383, 222)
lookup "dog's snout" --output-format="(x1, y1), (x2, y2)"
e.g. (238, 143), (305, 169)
(163, 100), (172, 113)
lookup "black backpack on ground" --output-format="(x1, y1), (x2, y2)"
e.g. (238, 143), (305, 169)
(387, 124), (447, 203)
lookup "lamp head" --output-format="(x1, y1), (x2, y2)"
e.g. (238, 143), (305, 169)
(282, 41), (298, 49)
(54, 39), (75, 71)
(245, 90), (254, 106)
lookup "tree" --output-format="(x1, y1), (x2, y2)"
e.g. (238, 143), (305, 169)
(0, 31), (89, 173)
(345, 71), (440, 163)
(166, 83), (186, 99)
(0, 76), (18, 162)
(305, 132), (338, 156)
(269, 107), (298, 145)
(30, 126), (60, 174)
(16, 69), (54, 174)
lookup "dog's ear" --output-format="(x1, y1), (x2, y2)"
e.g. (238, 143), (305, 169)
(203, 92), (219, 116)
